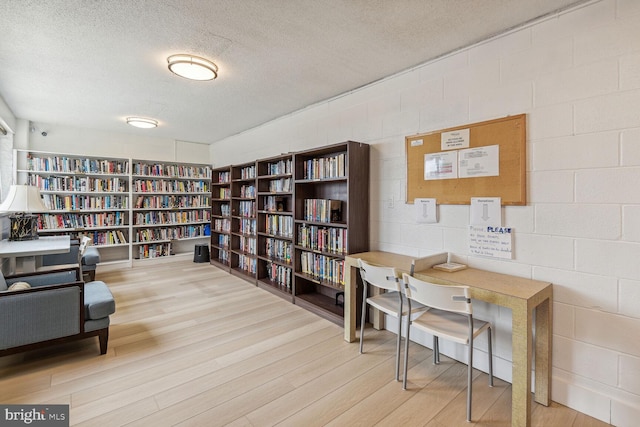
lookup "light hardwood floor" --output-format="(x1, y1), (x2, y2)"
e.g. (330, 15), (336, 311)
(0, 260), (610, 426)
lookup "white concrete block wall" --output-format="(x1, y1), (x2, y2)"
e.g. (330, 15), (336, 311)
(210, 1), (640, 424)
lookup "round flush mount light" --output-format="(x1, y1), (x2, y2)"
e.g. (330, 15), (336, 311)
(167, 54), (218, 81)
(126, 117), (158, 129)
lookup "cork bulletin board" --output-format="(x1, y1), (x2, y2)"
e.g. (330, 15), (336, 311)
(405, 114), (526, 205)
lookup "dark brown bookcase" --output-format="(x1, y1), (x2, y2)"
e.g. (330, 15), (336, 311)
(229, 162), (258, 282)
(255, 154), (294, 301)
(208, 141), (369, 325)
(293, 141), (369, 324)
(210, 166), (232, 270)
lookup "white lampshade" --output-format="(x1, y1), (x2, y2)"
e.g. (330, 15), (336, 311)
(0, 185), (48, 213)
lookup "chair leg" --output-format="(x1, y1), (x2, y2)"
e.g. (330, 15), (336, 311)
(467, 337), (473, 422)
(88, 270), (96, 281)
(433, 336), (440, 364)
(359, 284), (368, 354)
(402, 317), (411, 390)
(488, 326), (494, 387)
(395, 315), (402, 381)
(98, 329), (109, 355)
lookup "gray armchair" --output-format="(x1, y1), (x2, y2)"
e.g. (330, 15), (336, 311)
(41, 238), (100, 281)
(0, 266), (115, 356)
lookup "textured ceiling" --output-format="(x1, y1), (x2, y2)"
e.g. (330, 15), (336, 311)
(0, 0), (586, 144)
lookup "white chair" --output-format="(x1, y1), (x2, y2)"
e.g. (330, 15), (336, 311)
(358, 259), (427, 381)
(401, 273), (493, 422)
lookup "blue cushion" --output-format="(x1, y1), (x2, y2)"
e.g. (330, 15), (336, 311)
(82, 247), (101, 266)
(84, 281), (115, 320)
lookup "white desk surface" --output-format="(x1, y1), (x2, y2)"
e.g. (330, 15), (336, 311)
(0, 235), (71, 257)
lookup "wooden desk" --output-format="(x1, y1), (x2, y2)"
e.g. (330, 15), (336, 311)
(344, 251), (552, 427)
(0, 235), (71, 274)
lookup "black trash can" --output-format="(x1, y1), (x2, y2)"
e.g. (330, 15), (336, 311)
(193, 244), (210, 263)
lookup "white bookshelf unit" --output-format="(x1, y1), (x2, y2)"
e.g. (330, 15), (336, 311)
(14, 149), (211, 266)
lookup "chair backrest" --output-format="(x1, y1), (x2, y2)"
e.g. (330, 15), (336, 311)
(79, 236), (91, 256)
(402, 273), (472, 315)
(358, 259), (400, 292)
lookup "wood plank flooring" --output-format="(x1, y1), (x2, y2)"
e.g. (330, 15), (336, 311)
(0, 260), (610, 426)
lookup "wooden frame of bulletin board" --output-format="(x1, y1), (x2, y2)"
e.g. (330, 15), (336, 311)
(405, 114), (526, 205)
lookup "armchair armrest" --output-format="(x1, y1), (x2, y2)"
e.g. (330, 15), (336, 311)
(4, 267), (81, 288)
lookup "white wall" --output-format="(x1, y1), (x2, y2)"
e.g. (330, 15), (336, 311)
(22, 122), (210, 164)
(209, 1), (640, 424)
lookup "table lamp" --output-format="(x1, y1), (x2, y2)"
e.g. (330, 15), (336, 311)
(0, 184), (49, 241)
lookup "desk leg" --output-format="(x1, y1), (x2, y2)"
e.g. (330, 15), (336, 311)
(512, 302), (532, 427)
(344, 265), (357, 342)
(534, 297), (552, 406)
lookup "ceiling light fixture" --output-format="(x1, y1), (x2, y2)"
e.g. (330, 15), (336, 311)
(167, 54), (218, 81)
(126, 117), (158, 129)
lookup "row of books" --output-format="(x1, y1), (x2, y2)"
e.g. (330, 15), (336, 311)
(218, 234), (230, 248)
(303, 199), (342, 223)
(132, 162), (211, 179)
(134, 224), (205, 242)
(267, 177), (292, 193)
(266, 159), (292, 176)
(263, 196), (287, 213)
(81, 230), (128, 246)
(265, 238), (292, 263)
(134, 210), (210, 226)
(237, 200), (256, 217)
(239, 165), (256, 180)
(28, 155), (129, 175)
(238, 254), (257, 274)
(133, 179), (209, 193)
(37, 212), (126, 230)
(240, 185), (256, 198)
(297, 224), (348, 254)
(239, 236), (257, 254)
(213, 218), (231, 233)
(298, 251), (346, 287)
(238, 218), (257, 235)
(134, 195), (210, 209)
(264, 262), (292, 290)
(138, 243), (171, 259)
(42, 194), (128, 211)
(302, 153), (346, 180)
(265, 214), (293, 238)
(30, 175), (128, 193)
(218, 249), (230, 264)
(218, 188), (231, 199)
(219, 204), (231, 217)
(217, 171), (231, 183)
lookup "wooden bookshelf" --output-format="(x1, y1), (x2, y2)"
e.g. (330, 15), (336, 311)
(255, 154), (294, 301)
(210, 166), (232, 270)
(15, 150), (132, 264)
(292, 141), (369, 324)
(131, 159), (211, 261)
(14, 150), (212, 265)
(229, 162), (258, 282)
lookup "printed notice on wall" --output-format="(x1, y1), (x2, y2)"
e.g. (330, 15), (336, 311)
(415, 198), (437, 223)
(459, 145), (499, 178)
(424, 151), (458, 180)
(468, 225), (513, 259)
(441, 128), (470, 150)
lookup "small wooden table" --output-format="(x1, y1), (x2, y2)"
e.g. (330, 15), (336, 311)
(344, 251), (552, 427)
(0, 235), (71, 274)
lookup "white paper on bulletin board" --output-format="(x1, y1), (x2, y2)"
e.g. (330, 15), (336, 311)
(424, 151), (458, 180)
(459, 145), (499, 178)
(468, 225), (513, 259)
